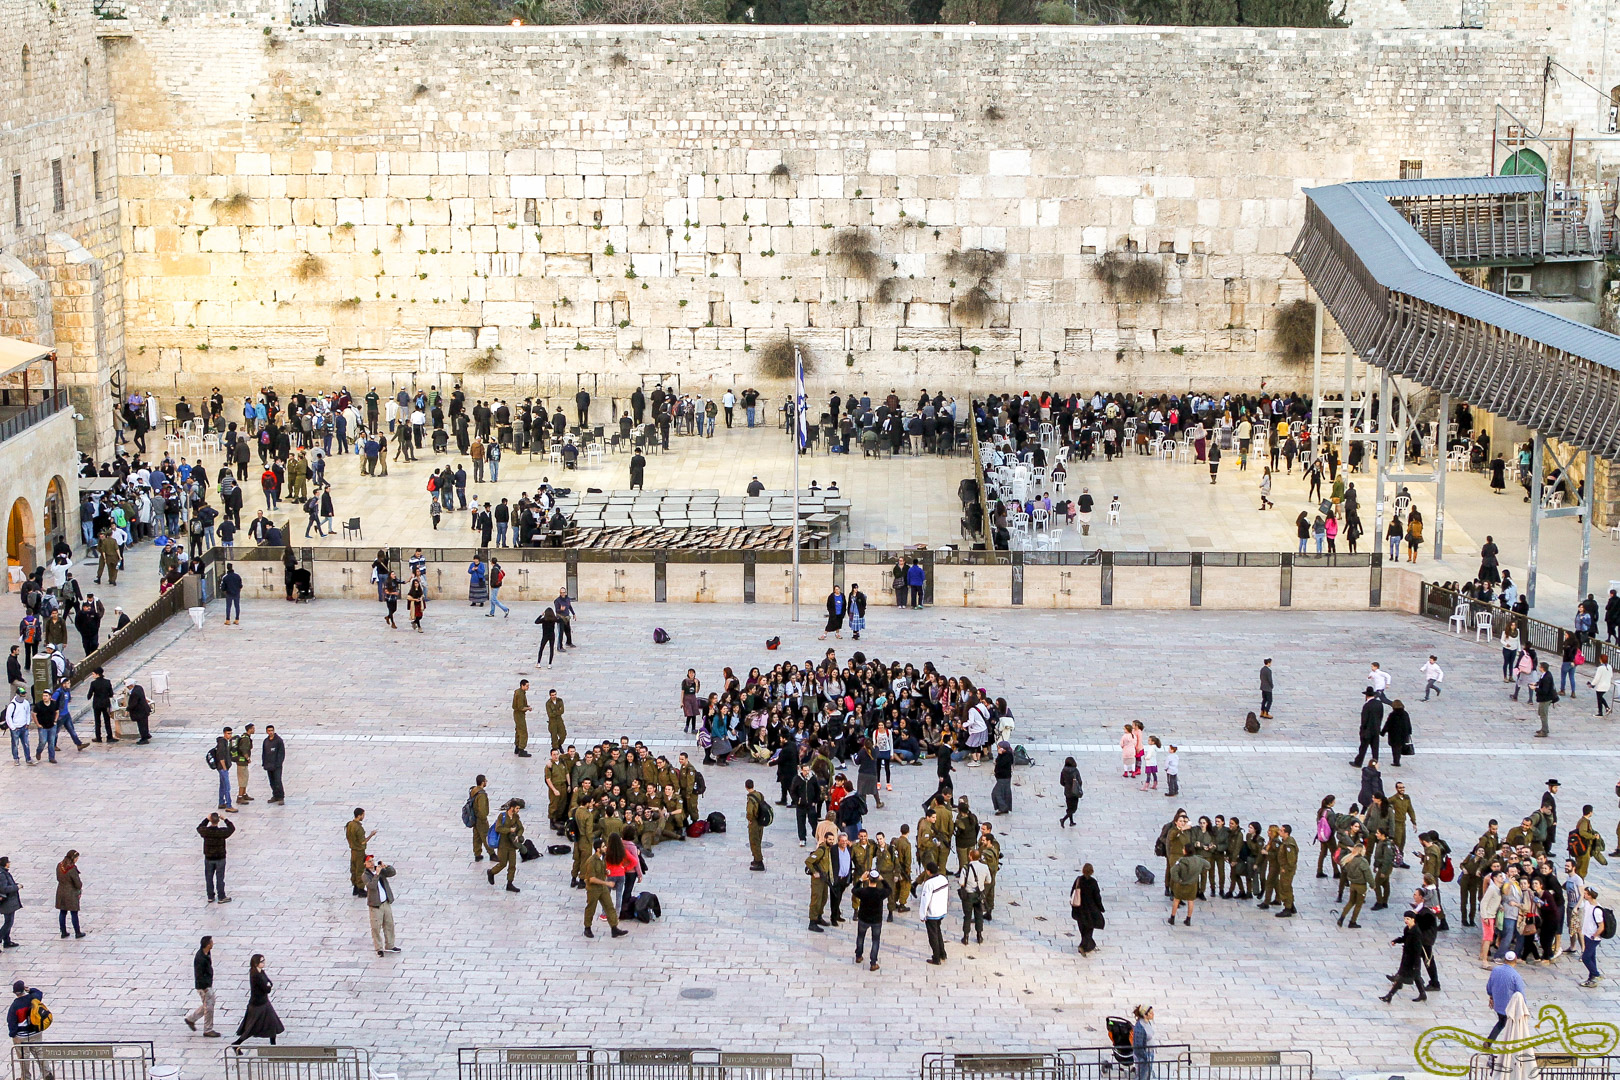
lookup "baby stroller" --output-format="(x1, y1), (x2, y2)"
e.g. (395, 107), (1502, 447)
(1105, 1017), (1134, 1072)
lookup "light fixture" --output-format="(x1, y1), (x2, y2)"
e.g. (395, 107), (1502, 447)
(511, 17), (522, 24)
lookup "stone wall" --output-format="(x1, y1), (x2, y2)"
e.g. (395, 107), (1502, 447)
(103, 22), (1546, 402)
(0, 0), (126, 457)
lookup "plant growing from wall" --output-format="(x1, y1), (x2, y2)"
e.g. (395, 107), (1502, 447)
(465, 347), (500, 373)
(212, 192), (253, 223)
(757, 337), (813, 379)
(829, 229), (880, 281)
(947, 247), (1006, 326)
(875, 277), (903, 304)
(1274, 298), (1316, 360)
(1093, 250), (1165, 302)
(293, 253), (326, 282)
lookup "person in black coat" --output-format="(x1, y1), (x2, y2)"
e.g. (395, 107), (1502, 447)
(5, 646), (22, 690)
(1380, 912), (1429, 1002)
(88, 667), (116, 743)
(231, 954), (284, 1047)
(1382, 702), (1412, 767)
(1059, 756), (1083, 827)
(262, 725), (286, 803)
(125, 680), (152, 744)
(628, 452), (646, 491)
(774, 738), (800, 807)
(1358, 761), (1385, 811)
(1070, 863), (1105, 954)
(789, 764), (823, 845)
(1351, 688), (1383, 767)
(820, 587), (846, 641)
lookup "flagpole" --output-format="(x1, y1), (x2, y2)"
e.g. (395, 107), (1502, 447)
(792, 346), (802, 623)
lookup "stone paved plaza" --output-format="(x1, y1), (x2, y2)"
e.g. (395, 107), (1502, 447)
(2, 599), (1616, 1079)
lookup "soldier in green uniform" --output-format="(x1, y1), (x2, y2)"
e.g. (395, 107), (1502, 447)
(511, 680), (532, 757)
(977, 833), (1002, 920)
(676, 752), (700, 825)
(889, 825), (914, 916)
(569, 791), (598, 888)
(1475, 819), (1502, 867)
(852, 829), (877, 877)
(1457, 844), (1486, 926)
(915, 813), (943, 876)
(1168, 852), (1206, 925)
(1272, 823), (1299, 917)
(1574, 805), (1609, 878)
(345, 807), (373, 897)
(1371, 827), (1396, 909)
(581, 837), (627, 938)
(1210, 815), (1231, 899)
(486, 799), (524, 891)
(1188, 816), (1215, 900)
(1389, 781), (1418, 867)
(953, 798), (979, 873)
(745, 779), (768, 871)
(1223, 815), (1246, 897)
(468, 775), (490, 862)
(545, 750), (572, 831)
(545, 689), (567, 753)
(930, 798), (955, 859)
(1162, 811), (1190, 898)
(1338, 842), (1372, 927)
(1505, 815), (1534, 850)
(805, 835), (833, 932)
(1257, 823), (1281, 907)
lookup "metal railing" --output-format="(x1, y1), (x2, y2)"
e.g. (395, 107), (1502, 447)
(457, 1049), (822, 1080)
(0, 389), (70, 445)
(68, 575), (188, 687)
(224, 1045), (370, 1080)
(1467, 1053), (1617, 1080)
(1418, 582), (1576, 657)
(1173, 1051), (1313, 1080)
(922, 1053), (1076, 1080)
(10, 1041), (153, 1080)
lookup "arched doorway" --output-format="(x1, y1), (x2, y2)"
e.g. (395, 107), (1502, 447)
(42, 477), (67, 550)
(7, 497), (35, 575)
(1500, 149), (1548, 177)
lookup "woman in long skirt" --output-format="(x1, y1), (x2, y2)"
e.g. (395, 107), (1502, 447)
(467, 558), (488, 607)
(820, 586), (846, 641)
(232, 954), (285, 1050)
(407, 575), (426, 633)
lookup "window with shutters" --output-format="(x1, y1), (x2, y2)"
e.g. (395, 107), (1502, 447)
(1400, 160), (1424, 180)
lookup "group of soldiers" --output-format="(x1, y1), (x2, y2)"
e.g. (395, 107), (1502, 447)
(1157, 809), (1301, 922)
(804, 792), (1003, 939)
(540, 742), (707, 885)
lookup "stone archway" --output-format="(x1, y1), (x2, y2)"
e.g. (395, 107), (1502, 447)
(42, 476), (67, 550)
(6, 496), (35, 574)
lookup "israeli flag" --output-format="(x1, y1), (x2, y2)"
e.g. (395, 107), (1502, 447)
(795, 348), (808, 451)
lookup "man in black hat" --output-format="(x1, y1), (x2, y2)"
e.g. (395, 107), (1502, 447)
(1351, 688), (1383, 767)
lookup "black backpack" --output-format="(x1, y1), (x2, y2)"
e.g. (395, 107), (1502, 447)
(205, 747), (220, 770)
(1135, 865), (1156, 885)
(756, 800), (774, 828)
(693, 770), (706, 796)
(706, 811), (727, 834)
(1244, 712), (1261, 734)
(633, 892), (662, 923)
(653, 627), (670, 644)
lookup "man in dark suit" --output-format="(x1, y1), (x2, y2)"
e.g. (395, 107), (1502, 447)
(1351, 688), (1383, 767)
(89, 667), (116, 742)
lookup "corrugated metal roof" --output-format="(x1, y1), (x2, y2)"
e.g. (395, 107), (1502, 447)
(1352, 175), (1547, 199)
(1302, 179), (1620, 371)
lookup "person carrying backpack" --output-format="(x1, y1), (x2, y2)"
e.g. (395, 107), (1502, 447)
(1579, 886), (1613, 986)
(8, 980), (51, 1072)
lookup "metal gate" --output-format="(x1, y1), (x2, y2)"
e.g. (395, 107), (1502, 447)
(688, 1052), (823, 1080)
(921, 1052), (1075, 1080)
(223, 1045), (371, 1080)
(1059, 1044), (1192, 1080)
(11, 1041), (153, 1080)
(458, 1047), (591, 1080)
(1173, 1051), (1313, 1080)
(1468, 1054), (1617, 1080)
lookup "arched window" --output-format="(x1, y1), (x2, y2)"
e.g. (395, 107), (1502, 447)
(1500, 149), (1548, 177)
(6, 497), (34, 569)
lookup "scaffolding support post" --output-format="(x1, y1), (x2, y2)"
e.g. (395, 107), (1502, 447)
(1528, 432), (1544, 611)
(1435, 392), (1449, 560)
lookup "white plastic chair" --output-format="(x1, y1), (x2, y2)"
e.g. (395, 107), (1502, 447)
(1032, 508), (1050, 532)
(1053, 476), (1066, 495)
(151, 670), (171, 704)
(1108, 506), (1121, 526)
(1609, 523), (1620, 542)
(1448, 603), (1469, 634)
(1474, 611), (1494, 641)
(1055, 445), (1070, 464)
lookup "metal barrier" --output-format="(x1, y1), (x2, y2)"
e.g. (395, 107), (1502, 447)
(457, 1047), (822, 1080)
(223, 1045), (371, 1080)
(921, 1053), (1076, 1080)
(1468, 1053), (1617, 1080)
(1173, 1050), (1313, 1080)
(11, 1042), (153, 1080)
(458, 1047), (591, 1080)
(68, 579), (188, 687)
(1060, 1044), (1192, 1080)
(1419, 582), (1575, 656)
(0, 389), (70, 445)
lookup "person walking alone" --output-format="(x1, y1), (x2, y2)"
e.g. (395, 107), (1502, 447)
(917, 862), (950, 964)
(197, 813), (235, 904)
(1070, 863), (1104, 954)
(261, 726), (285, 804)
(184, 936), (220, 1037)
(0, 859), (18, 949)
(54, 851), (83, 939)
(511, 680), (532, 758)
(1058, 757), (1082, 827)
(230, 954), (284, 1049)
(1534, 663), (1558, 737)
(1259, 658), (1274, 719)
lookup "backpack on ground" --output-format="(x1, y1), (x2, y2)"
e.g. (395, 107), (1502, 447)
(460, 795), (476, 829)
(28, 998), (51, 1032)
(706, 811), (727, 834)
(653, 627), (671, 644)
(756, 801), (774, 828)
(520, 838), (541, 862)
(546, 844), (571, 856)
(1134, 865), (1155, 885)
(765, 637), (780, 650)
(1244, 712), (1261, 734)
(686, 821), (708, 838)
(1013, 745), (1033, 767)
(633, 892), (662, 923)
